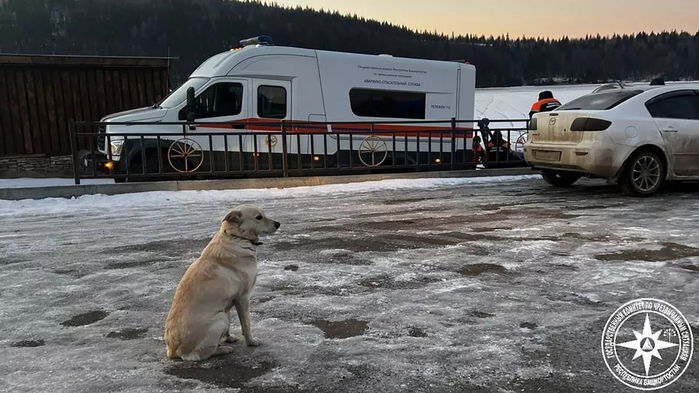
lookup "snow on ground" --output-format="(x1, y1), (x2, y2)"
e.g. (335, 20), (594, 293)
(1, 176), (698, 392)
(0, 175), (539, 214)
(0, 178), (114, 189)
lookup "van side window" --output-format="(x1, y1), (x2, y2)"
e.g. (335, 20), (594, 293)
(349, 89), (426, 119)
(646, 94), (699, 120)
(257, 85), (287, 119)
(179, 82), (243, 120)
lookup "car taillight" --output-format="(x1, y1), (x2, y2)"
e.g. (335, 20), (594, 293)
(570, 117), (611, 131)
(529, 117), (537, 130)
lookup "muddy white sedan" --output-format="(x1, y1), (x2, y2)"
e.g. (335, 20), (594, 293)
(524, 85), (699, 195)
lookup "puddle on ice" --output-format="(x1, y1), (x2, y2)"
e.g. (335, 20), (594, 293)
(359, 274), (439, 290)
(407, 327), (428, 337)
(10, 339), (45, 347)
(595, 242), (699, 262)
(381, 197), (431, 205)
(458, 263), (508, 276)
(60, 310), (109, 326)
(165, 358), (276, 389)
(469, 311), (496, 319)
(310, 319), (368, 339)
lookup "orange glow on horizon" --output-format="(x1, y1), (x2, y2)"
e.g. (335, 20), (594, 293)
(270, 0), (699, 39)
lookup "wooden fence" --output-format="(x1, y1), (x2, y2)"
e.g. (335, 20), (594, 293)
(0, 54), (172, 157)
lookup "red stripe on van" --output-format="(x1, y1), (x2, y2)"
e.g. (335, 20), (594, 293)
(194, 118), (474, 138)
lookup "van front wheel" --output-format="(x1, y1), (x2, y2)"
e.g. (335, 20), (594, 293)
(540, 169), (581, 187)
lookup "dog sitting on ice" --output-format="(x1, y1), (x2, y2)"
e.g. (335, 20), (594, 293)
(165, 205), (280, 361)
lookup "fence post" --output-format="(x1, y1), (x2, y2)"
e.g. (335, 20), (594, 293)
(281, 120), (289, 177)
(69, 120), (81, 185)
(450, 117), (456, 171)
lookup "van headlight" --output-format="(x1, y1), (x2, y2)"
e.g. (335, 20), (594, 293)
(110, 139), (124, 156)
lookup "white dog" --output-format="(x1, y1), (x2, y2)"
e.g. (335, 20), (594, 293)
(164, 205), (280, 361)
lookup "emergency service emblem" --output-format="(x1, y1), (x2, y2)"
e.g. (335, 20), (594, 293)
(265, 135), (278, 148)
(601, 298), (693, 390)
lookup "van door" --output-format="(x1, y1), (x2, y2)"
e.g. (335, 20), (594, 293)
(181, 78), (249, 126)
(252, 79), (292, 156)
(647, 91), (699, 177)
(178, 78), (249, 171)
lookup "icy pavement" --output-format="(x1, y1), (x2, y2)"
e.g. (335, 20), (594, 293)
(1, 176), (698, 393)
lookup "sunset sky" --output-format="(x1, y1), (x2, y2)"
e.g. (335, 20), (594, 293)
(271, 0), (699, 38)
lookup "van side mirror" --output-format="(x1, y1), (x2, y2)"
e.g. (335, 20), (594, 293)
(185, 87), (196, 122)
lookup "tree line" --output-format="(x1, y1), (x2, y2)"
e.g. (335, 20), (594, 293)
(1, 0), (697, 87)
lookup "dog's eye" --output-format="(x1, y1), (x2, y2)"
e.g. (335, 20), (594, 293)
(256, 215), (263, 220)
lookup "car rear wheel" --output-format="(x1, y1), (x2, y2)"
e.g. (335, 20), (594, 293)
(540, 169), (582, 187)
(621, 150), (665, 196)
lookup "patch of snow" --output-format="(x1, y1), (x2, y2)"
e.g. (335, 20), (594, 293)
(0, 178), (114, 189)
(0, 175), (541, 215)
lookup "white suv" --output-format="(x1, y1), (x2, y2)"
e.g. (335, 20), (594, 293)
(524, 85), (699, 195)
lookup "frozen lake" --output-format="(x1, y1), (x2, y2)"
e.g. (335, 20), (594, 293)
(1, 176), (698, 392)
(475, 83), (597, 120)
(474, 81), (699, 121)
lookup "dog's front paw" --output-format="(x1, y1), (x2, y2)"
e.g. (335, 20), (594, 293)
(224, 335), (239, 343)
(213, 345), (234, 356)
(246, 338), (261, 347)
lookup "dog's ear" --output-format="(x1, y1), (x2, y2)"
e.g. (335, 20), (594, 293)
(223, 210), (242, 224)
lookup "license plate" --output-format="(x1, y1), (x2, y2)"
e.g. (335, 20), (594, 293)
(533, 150), (561, 161)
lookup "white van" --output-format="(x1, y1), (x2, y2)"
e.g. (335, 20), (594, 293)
(97, 37), (476, 174)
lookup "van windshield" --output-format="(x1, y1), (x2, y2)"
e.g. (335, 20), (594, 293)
(557, 89), (643, 111)
(158, 77), (209, 108)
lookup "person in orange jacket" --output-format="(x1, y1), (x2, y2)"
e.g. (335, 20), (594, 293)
(529, 91), (561, 118)
(486, 130), (511, 161)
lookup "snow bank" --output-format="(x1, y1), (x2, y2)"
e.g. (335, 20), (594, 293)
(0, 178), (114, 189)
(0, 175), (541, 216)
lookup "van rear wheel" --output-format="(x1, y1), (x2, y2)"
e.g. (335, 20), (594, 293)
(621, 150), (665, 196)
(540, 169), (581, 187)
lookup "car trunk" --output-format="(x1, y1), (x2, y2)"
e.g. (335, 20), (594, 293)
(530, 112), (586, 144)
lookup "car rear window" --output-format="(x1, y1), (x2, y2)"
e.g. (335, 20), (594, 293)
(557, 90), (643, 111)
